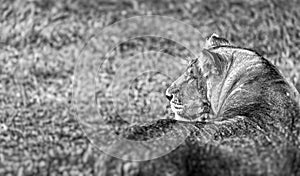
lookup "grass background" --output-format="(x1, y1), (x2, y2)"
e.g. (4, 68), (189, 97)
(1, 0), (300, 175)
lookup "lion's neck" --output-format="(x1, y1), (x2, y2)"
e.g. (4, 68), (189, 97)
(207, 47), (261, 119)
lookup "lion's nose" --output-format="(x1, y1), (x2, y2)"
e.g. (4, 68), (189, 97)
(165, 89), (173, 101)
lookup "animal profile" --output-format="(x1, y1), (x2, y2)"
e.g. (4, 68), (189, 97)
(118, 34), (300, 176)
(166, 34), (300, 139)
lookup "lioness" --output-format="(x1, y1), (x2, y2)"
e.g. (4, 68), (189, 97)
(117, 34), (300, 176)
(166, 34), (300, 139)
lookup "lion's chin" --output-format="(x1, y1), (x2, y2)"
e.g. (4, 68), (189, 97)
(173, 113), (197, 122)
(173, 113), (185, 121)
(173, 110), (209, 122)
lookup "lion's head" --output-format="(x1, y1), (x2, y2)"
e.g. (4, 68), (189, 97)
(166, 34), (230, 122)
(165, 58), (211, 122)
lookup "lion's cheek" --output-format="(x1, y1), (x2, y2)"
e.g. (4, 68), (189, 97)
(182, 103), (202, 117)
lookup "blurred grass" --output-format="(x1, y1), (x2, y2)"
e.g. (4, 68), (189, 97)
(1, 0), (300, 175)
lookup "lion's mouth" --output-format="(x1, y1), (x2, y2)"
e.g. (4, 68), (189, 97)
(170, 102), (184, 112)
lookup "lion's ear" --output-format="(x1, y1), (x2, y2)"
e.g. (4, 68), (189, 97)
(200, 49), (225, 76)
(205, 34), (231, 49)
